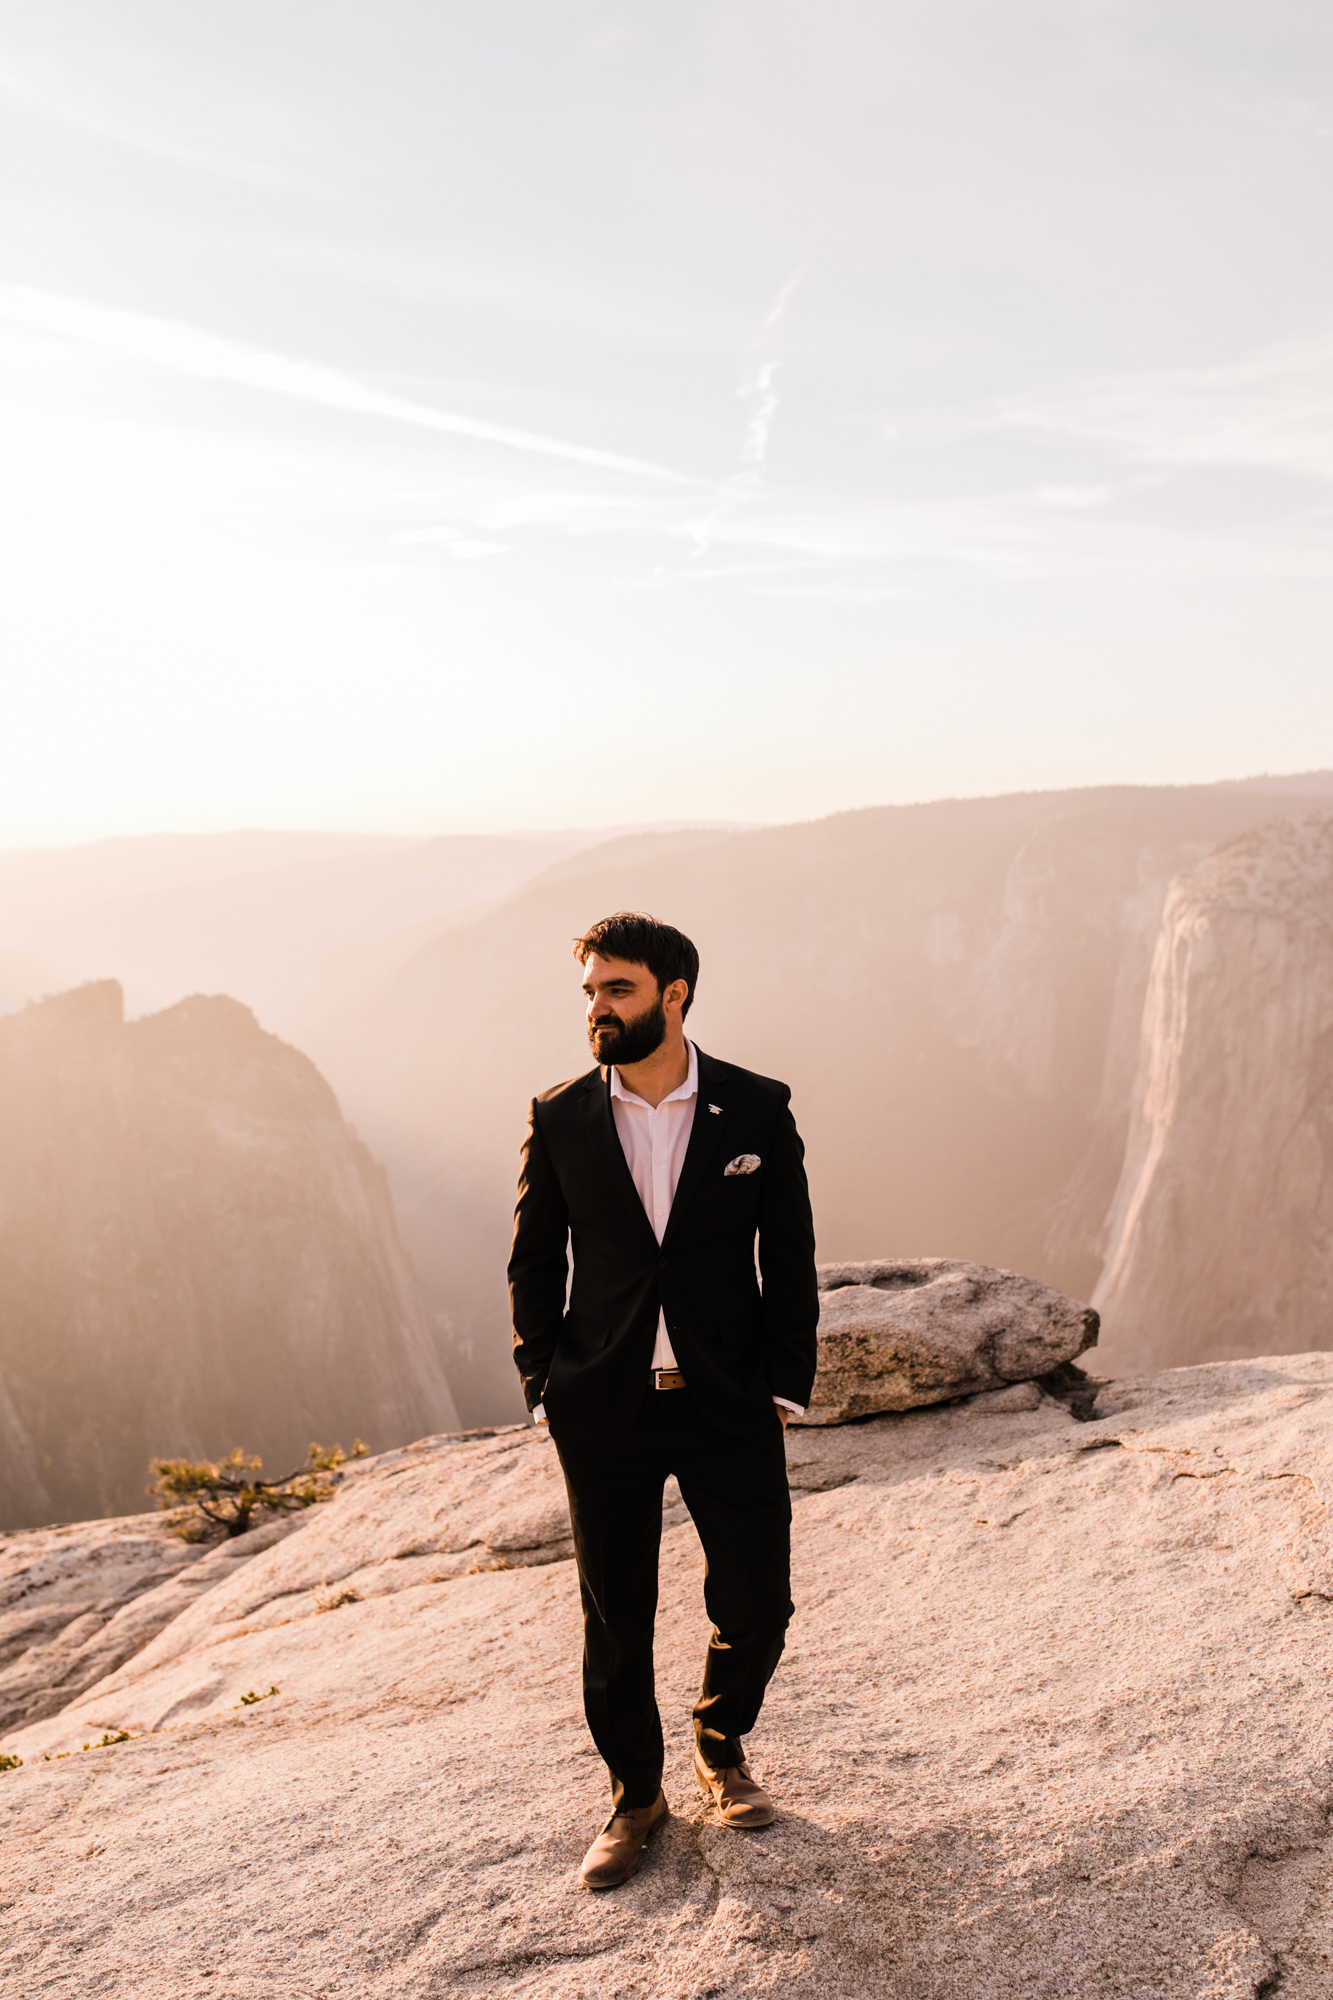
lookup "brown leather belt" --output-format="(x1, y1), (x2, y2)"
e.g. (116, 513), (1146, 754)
(652, 1368), (687, 1391)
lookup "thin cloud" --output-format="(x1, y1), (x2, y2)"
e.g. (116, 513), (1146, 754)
(994, 334), (1333, 484)
(389, 524), (509, 557)
(0, 286), (698, 485)
(0, 55), (306, 192)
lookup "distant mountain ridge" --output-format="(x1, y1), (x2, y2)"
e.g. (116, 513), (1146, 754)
(0, 822), (753, 1026)
(0, 829), (596, 1025)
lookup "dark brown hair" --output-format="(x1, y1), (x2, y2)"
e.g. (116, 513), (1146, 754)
(573, 912), (700, 1017)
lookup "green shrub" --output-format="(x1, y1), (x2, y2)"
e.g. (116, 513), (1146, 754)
(0, 1753), (21, 1773)
(148, 1440), (367, 1541)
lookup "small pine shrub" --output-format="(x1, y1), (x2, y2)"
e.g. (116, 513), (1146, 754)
(148, 1439), (368, 1541)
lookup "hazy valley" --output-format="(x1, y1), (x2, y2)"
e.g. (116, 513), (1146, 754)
(3, 771), (1333, 1470)
(314, 772), (1333, 1416)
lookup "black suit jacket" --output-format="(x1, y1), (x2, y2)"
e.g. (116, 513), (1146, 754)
(508, 1048), (819, 1445)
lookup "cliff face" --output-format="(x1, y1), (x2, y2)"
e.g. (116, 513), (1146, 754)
(1094, 814), (1333, 1373)
(0, 981), (459, 1527)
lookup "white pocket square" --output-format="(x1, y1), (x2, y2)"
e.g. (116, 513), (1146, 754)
(724, 1154), (761, 1177)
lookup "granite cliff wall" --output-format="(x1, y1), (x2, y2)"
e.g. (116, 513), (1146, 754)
(1094, 814), (1333, 1373)
(0, 981), (459, 1527)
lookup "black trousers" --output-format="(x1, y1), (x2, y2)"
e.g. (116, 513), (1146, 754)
(553, 1388), (793, 1811)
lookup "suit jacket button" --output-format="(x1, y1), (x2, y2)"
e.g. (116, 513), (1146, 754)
(658, 1255), (668, 1269)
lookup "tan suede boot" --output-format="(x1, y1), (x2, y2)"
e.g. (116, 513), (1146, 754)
(693, 1749), (776, 1827)
(579, 1790), (669, 1890)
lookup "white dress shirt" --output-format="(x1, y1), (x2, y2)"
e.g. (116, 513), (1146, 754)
(611, 1037), (700, 1371)
(533, 1039), (803, 1422)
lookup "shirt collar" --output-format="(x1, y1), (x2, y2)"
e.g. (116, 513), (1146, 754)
(610, 1038), (698, 1109)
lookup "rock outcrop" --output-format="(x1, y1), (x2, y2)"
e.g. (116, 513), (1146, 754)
(0, 981), (459, 1528)
(4, 1357), (1333, 1994)
(1094, 814), (1333, 1376)
(0, 1510), (302, 1733)
(801, 1258), (1098, 1422)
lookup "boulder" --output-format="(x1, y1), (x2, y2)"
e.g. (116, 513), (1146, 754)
(799, 1257), (1098, 1424)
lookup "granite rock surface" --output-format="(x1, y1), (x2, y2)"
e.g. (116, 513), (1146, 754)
(4, 1358), (1333, 1994)
(802, 1258), (1099, 1423)
(0, 1510), (312, 1735)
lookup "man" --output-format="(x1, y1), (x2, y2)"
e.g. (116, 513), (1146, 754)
(508, 911), (819, 1891)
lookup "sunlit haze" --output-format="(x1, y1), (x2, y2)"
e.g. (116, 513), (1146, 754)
(2, 1), (1332, 841)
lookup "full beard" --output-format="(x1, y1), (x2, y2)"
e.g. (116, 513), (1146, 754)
(588, 996), (667, 1067)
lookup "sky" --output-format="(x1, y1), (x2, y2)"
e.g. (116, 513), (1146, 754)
(1, 0), (1332, 842)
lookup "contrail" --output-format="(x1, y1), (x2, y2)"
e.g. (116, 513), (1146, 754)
(685, 261), (809, 559)
(0, 284), (698, 484)
(740, 259), (807, 478)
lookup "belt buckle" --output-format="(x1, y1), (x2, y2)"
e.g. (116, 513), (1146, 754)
(653, 1368), (686, 1391)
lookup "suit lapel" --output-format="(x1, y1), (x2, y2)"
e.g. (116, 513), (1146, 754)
(578, 1067), (659, 1245)
(662, 1049), (732, 1247)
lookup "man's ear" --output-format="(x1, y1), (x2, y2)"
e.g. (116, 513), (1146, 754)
(663, 977), (690, 1015)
